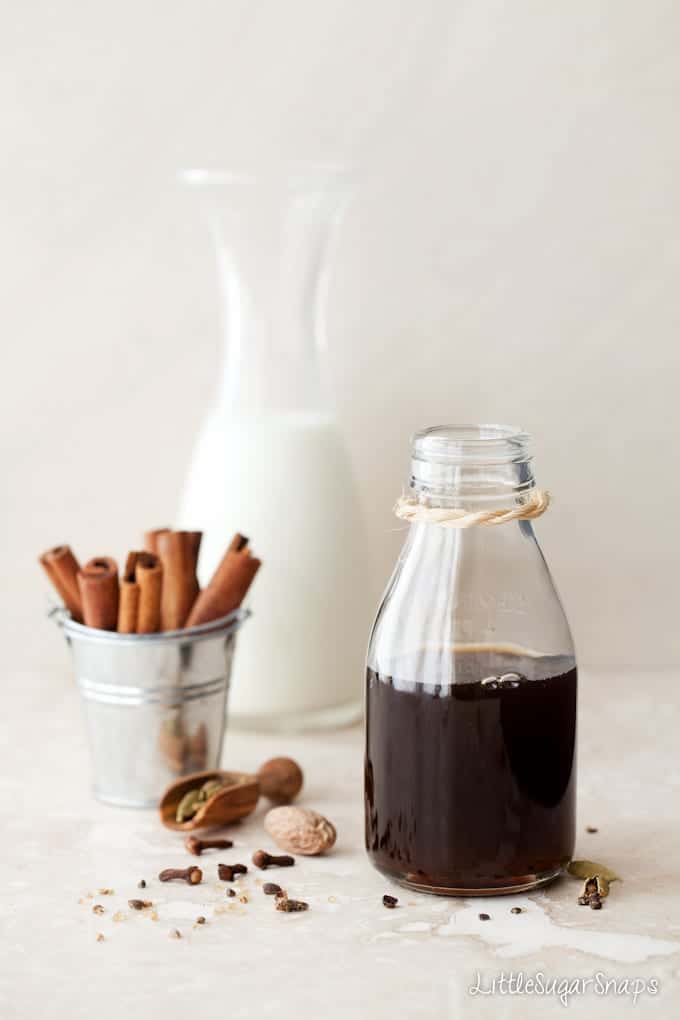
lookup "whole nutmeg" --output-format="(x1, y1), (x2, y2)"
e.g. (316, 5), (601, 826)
(264, 806), (336, 856)
(257, 757), (304, 804)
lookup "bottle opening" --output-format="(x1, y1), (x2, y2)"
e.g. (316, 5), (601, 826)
(409, 423), (535, 501)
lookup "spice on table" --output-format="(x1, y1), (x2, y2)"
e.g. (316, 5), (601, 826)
(98, 888), (114, 896)
(275, 898), (309, 913)
(252, 849), (295, 870)
(239, 895), (249, 904)
(92, 904), (105, 915)
(478, 913), (491, 921)
(263, 883), (283, 896)
(186, 835), (234, 856)
(159, 866), (202, 885)
(195, 916), (206, 925)
(567, 859), (619, 883)
(586, 826), (598, 834)
(256, 757), (304, 804)
(218, 863), (248, 882)
(264, 805), (337, 855)
(138, 879), (146, 889)
(128, 899), (152, 911)
(510, 907), (523, 914)
(227, 888), (236, 898)
(169, 929), (182, 939)
(96, 933), (105, 943)
(382, 895), (398, 909)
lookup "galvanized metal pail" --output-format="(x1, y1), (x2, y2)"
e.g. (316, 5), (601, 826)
(51, 607), (250, 808)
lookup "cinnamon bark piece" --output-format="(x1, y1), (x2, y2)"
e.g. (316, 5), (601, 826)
(144, 528), (171, 556)
(39, 545), (83, 622)
(184, 534), (260, 628)
(77, 557), (119, 631)
(157, 531), (201, 630)
(117, 552), (140, 633)
(135, 552), (163, 633)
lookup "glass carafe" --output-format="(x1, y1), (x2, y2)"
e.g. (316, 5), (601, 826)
(178, 167), (370, 730)
(365, 425), (576, 895)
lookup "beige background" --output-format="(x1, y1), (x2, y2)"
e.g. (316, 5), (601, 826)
(2, 0), (679, 668)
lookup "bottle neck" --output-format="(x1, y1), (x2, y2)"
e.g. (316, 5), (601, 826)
(408, 424), (536, 510)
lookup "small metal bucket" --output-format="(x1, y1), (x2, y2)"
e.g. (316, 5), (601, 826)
(51, 607), (250, 808)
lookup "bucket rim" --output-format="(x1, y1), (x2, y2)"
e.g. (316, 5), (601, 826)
(49, 605), (251, 646)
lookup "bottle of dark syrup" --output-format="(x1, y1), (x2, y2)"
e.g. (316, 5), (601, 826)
(365, 426), (576, 895)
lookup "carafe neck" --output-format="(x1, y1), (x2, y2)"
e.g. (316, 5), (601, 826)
(182, 168), (349, 418)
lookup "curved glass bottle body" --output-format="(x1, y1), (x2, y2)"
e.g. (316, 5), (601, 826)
(365, 426), (577, 895)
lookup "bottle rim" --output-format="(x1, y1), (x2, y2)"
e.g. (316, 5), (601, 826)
(409, 424), (535, 499)
(412, 424), (531, 463)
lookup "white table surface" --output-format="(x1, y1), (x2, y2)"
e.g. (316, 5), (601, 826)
(1, 665), (678, 1020)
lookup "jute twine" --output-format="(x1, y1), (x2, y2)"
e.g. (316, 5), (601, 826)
(394, 488), (550, 529)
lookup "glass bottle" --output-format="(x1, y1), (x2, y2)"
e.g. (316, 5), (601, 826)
(178, 167), (370, 730)
(365, 425), (576, 895)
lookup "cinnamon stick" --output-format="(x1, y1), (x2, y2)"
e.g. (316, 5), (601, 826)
(144, 528), (171, 556)
(117, 553), (140, 634)
(157, 531), (201, 630)
(185, 534), (260, 628)
(77, 557), (119, 631)
(38, 545), (83, 622)
(117, 551), (163, 633)
(135, 551), (163, 633)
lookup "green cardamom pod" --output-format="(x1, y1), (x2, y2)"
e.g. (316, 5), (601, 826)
(198, 779), (224, 802)
(567, 859), (620, 883)
(176, 789), (201, 823)
(580, 875), (610, 899)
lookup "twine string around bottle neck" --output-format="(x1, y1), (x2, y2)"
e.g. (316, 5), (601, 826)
(394, 488), (550, 529)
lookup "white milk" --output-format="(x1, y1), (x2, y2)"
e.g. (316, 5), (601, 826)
(177, 411), (370, 726)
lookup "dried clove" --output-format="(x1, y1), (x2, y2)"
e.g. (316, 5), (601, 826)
(263, 883), (283, 896)
(159, 866), (203, 885)
(186, 836), (233, 856)
(382, 895), (398, 909)
(252, 849), (295, 870)
(276, 898), (309, 913)
(217, 863), (248, 882)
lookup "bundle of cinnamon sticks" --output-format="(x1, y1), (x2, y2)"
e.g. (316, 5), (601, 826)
(39, 530), (260, 633)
